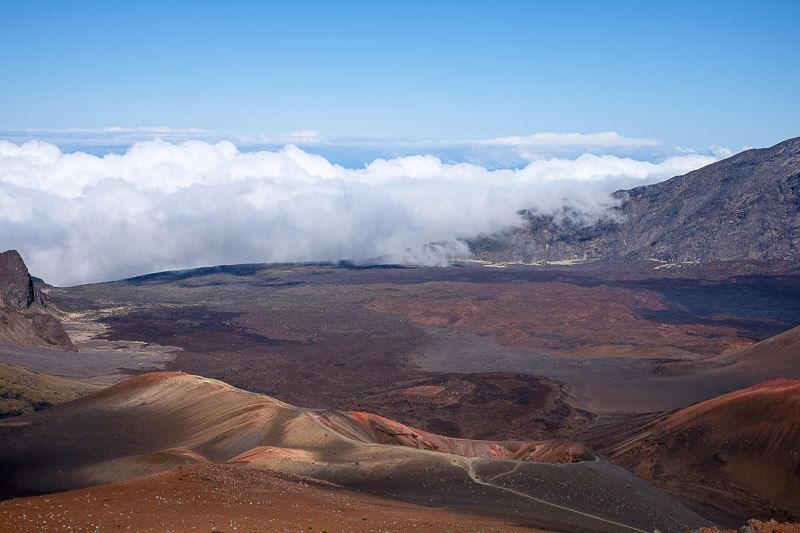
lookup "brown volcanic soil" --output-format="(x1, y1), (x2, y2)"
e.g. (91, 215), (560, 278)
(700, 520), (800, 533)
(0, 372), (709, 533)
(368, 281), (751, 357)
(712, 325), (800, 379)
(0, 462), (536, 533)
(5, 262), (799, 528)
(606, 380), (800, 525)
(81, 295), (593, 440)
(351, 372), (592, 440)
(38, 261), (800, 437)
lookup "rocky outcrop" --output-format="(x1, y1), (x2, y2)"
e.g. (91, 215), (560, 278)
(0, 250), (44, 310)
(0, 250), (74, 351)
(471, 137), (800, 263)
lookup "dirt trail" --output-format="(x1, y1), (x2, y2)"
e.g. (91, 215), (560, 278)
(461, 458), (650, 533)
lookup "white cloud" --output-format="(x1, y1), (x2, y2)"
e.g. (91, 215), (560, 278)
(710, 145), (734, 158)
(0, 138), (719, 285)
(480, 131), (660, 147)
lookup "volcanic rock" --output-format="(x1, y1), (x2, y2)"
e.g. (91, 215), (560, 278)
(0, 250), (44, 310)
(472, 137), (800, 263)
(0, 250), (74, 350)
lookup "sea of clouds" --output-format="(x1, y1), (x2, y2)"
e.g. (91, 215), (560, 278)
(0, 132), (723, 285)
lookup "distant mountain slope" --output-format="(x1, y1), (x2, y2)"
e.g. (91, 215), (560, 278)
(609, 379), (800, 524)
(0, 250), (74, 351)
(471, 137), (800, 263)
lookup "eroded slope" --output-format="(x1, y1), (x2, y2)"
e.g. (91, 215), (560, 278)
(0, 371), (708, 532)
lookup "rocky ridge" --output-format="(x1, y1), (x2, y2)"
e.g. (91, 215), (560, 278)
(471, 137), (800, 263)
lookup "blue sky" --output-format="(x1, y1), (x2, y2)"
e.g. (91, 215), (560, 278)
(2, 1), (797, 283)
(1, 0), (798, 152)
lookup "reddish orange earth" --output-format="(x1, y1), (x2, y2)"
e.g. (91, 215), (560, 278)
(0, 463), (539, 533)
(699, 520), (800, 532)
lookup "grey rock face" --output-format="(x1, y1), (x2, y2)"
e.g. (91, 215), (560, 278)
(0, 250), (74, 350)
(471, 137), (800, 263)
(0, 250), (45, 310)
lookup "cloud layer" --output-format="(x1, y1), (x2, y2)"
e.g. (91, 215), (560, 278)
(0, 137), (719, 285)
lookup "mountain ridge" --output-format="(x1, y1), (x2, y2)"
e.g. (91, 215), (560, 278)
(470, 136), (800, 264)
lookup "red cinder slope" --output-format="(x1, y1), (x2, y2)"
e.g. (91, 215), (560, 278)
(611, 379), (800, 522)
(320, 410), (593, 463)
